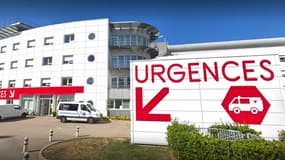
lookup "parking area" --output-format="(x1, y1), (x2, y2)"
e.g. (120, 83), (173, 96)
(0, 116), (130, 160)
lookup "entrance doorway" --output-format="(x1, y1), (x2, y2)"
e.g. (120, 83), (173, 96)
(39, 96), (53, 116)
(21, 96), (34, 115)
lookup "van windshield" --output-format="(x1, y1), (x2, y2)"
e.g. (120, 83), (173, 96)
(87, 104), (96, 111)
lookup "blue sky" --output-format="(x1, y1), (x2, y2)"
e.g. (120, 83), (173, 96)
(1, 0), (285, 45)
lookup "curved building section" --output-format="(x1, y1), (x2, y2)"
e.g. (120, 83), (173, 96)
(0, 19), (159, 117)
(108, 22), (159, 116)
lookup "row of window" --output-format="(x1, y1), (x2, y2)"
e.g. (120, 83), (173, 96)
(0, 33), (96, 53)
(111, 76), (130, 88)
(110, 35), (149, 47)
(0, 77), (72, 88)
(111, 55), (145, 69)
(0, 55), (75, 70)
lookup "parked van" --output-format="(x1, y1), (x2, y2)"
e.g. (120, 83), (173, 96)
(56, 101), (102, 123)
(229, 96), (264, 114)
(0, 105), (28, 120)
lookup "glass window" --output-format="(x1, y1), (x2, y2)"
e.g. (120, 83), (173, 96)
(125, 35), (130, 46)
(111, 36), (118, 46)
(280, 56), (285, 62)
(10, 61), (18, 69)
(122, 100), (130, 109)
(8, 80), (16, 88)
(0, 46), (7, 53)
(25, 59), (33, 67)
(131, 35), (136, 46)
(41, 78), (51, 87)
(59, 104), (78, 111)
(13, 43), (20, 51)
(63, 55), (73, 64)
(44, 37), (54, 45)
(111, 77), (117, 88)
(0, 63), (4, 70)
(118, 56), (124, 67)
(111, 56), (118, 68)
(114, 99), (122, 109)
(6, 100), (13, 104)
(86, 77), (94, 85)
(88, 33), (95, 40)
(64, 34), (75, 43)
(23, 79), (32, 87)
(88, 55), (95, 62)
(27, 40), (35, 48)
(0, 81), (2, 88)
(119, 77), (125, 88)
(81, 104), (89, 111)
(42, 57), (52, 65)
(62, 77), (72, 86)
(119, 35), (124, 46)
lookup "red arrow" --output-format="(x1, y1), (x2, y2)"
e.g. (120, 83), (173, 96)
(136, 87), (171, 122)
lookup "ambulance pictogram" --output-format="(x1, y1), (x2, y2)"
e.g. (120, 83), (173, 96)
(229, 96), (264, 114)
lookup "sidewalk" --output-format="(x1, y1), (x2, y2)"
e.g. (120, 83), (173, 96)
(0, 116), (130, 160)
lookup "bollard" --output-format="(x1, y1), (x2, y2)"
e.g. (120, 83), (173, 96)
(22, 136), (28, 153)
(49, 129), (53, 142)
(76, 126), (80, 137)
(23, 152), (29, 160)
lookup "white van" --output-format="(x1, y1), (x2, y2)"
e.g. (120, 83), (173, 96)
(56, 101), (102, 123)
(229, 96), (264, 114)
(0, 105), (29, 120)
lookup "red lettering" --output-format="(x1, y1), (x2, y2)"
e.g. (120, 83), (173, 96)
(151, 64), (166, 83)
(188, 62), (201, 82)
(260, 59), (274, 81)
(135, 65), (148, 83)
(222, 61), (240, 81)
(242, 60), (258, 81)
(203, 62), (219, 82)
(167, 63), (185, 83)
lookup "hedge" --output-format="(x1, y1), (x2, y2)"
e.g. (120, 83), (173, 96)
(167, 121), (285, 160)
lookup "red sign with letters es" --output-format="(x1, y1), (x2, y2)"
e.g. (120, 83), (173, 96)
(0, 86), (84, 100)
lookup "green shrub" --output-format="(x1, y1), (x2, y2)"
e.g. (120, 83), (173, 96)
(167, 121), (285, 160)
(279, 130), (285, 142)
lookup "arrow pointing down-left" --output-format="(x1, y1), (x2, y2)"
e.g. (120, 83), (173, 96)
(136, 87), (171, 122)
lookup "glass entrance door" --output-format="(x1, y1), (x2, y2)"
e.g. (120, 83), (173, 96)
(39, 96), (53, 116)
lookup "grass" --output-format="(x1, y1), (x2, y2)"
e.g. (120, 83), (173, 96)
(42, 137), (176, 160)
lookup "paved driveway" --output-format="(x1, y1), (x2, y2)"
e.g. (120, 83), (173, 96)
(0, 116), (130, 160)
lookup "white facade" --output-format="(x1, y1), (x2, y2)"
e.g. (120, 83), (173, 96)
(0, 19), (159, 116)
(131, 43), (285, 145)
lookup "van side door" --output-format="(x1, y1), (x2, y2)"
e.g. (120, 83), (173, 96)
(80, 104), (90, 119)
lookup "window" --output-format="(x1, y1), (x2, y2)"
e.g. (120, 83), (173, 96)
(88, 33), (95, 40)
(8, 80), (16, 88)
(86, 77), (94, 85)
(10, 61), (18, 69)
(62, 77), (72, 86)
(62, 55), (73, 64)
(280, 56), (285, 62)
(0, 46), (7, 53)
(0, 81), (2, 88)
(44, 37), (54, 45)
(13, 43), (20, 50)
(59, 103), (78, 111)
(108, 99), (130, 109)
(81, 104), (89, 111)
(240, 98), (250, 104)
(88, 55), (95, 62)
(111, 76), (130, 88)
(25, 59), (33, 67)
(0, 63), (4, 70)
(111, 55), (145, 69)
(41, 78), (51, 87)
(64, 34), (74, 43)
(42, 57), (52, 65)
(6, 100), (13, 104)
(23, 79), (32, 87)
(27, 40), (35, 48)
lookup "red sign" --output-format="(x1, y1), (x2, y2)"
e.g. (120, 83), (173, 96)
(136, 87), (171, 122)
(0, 86), (84, 100)
(221, 86), (270, 124)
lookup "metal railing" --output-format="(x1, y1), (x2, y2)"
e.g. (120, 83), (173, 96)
(197, 128), (261, 141)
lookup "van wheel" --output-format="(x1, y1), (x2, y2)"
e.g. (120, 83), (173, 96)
(60, 117), (66, 123)
(250, 107), (258, 114)
(88, 118), (95, 123)
(21, 113), (27, 118)
(233, 107), (241, 114)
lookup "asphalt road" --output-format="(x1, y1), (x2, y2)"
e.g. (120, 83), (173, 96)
(0, 116), (130, 160)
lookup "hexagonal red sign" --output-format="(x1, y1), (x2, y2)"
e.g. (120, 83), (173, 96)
(221, 86), (270, 125)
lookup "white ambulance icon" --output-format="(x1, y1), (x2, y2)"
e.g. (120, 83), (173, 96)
(229, 96), (264, 114)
